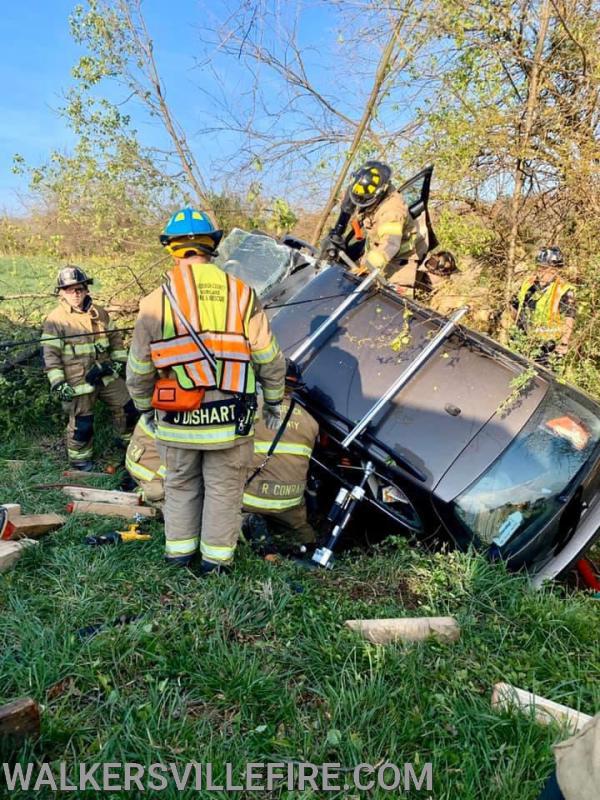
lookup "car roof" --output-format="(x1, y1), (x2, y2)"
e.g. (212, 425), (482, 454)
(270, 266), (572, 490)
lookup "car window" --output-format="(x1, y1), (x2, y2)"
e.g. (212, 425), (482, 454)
(396, 165), (433, 214)
(379, 481), (423, 530)
(215, 229), (294, 298)
(452, 389), (600, 549)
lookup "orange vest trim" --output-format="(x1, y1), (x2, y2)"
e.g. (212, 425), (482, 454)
(150, 266), (255, 394)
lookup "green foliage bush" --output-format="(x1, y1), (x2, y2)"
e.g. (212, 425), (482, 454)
(435, 208), (497, 258)
(0, 363), (62, 436)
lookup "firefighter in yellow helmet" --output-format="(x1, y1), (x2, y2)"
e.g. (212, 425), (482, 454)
(341, 161), (432, 297)
(42, 266), (137, 470)
(242, 360), (319, 552)
(126, 208), (285, 574)
(511, 247), (576, 366)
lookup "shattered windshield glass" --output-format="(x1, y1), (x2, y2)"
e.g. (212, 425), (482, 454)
(453, 389), (600, 550)
(215, 229), (294, 298)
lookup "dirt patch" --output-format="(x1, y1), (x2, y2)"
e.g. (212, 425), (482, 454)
(313, 573), (421, 609)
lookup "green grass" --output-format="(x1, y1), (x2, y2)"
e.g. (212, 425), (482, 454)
(0, 255), (598, 798)
(1, 430), (599, 800)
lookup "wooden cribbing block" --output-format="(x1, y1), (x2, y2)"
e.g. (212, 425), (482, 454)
(491, 683), (594, 733)
(67, 501), (156, 519)
(0, 539), (38, 572)
(0, 698), (41, 741)
(62, 487), (140, 506)
(345, 617), (461, 644)
(11, 513), (65, 539)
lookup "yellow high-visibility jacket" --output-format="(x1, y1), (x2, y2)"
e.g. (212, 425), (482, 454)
(516, 276), (575, 341)
(126, 260), (285, 450)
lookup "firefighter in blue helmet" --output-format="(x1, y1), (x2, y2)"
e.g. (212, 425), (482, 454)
(126, 208), (286, 574)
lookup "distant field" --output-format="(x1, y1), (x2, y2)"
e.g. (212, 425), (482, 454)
(0, 253), (156, 337)
(0, 255), (60, 339)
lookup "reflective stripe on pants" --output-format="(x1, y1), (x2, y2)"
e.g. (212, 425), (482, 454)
(243, 500), (316, 546)
(64, 377), (134, 463)
(160, 439), (254, 564)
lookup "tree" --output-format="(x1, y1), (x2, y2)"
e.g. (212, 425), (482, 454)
(69, 0), (216, 219)
(199, 1), (427, 224)
(400, 0), (599, 312)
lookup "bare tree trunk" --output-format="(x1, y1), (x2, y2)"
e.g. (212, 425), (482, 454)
(124, 0), (217, 221)
(310, 25), (400, 247)
(501, 0), (552, 341)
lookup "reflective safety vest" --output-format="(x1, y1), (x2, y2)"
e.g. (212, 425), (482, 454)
(150, 263), (256, 395)
(516, 277), (575, 341)
(243, 399), (319, 514)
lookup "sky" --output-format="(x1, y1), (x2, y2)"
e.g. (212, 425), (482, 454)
(0, 1), (430, 220)
(0, 0), (359, 214)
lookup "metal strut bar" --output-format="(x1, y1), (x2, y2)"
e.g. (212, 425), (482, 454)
(290, 252), (380, 363)
(342, 306), (469, 448)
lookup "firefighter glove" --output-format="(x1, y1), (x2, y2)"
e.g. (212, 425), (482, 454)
(141, 410), (156, 433)
(111, 360), (125, 377)
(262, 402), (282, 431)
(53, 381), (75, 402)
(85, 362), (115, 386)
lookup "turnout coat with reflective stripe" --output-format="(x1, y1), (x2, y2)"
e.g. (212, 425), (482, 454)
(357, 190), (430, 296)
(243, 398), (319, 512)
(126, 260), (286, 450)
(125, 415), (165, 502)
(42, 298), (127, 392)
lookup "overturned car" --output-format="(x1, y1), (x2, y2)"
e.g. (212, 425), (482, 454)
(264, 260), (600, 584)
(216, 195), (600, 584)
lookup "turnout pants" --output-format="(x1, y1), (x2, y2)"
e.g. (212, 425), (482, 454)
(266, 502), (316, 545)
(65, 378), (136, 463)
(160, 440), (253, 566)
(244, 501), (316, 546)
(386, 259), (419, 298)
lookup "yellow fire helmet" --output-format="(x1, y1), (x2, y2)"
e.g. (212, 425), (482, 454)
(349, 161), (392, 209)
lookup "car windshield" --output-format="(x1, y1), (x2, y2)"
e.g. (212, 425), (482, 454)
(215, 228), (294, 298)
(453, 389), (600, 549)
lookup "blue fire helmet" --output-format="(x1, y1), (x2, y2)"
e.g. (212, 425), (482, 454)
(159, 208), (223, 255)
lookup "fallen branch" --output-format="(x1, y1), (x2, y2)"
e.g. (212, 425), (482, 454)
(0, 293), (52, 301)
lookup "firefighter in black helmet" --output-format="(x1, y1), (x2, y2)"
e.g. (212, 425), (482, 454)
(41, 266), (138, 470)
(323, 161), (433, 298)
